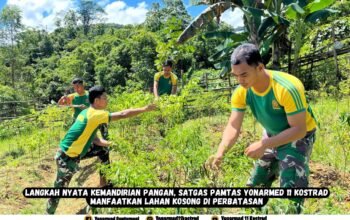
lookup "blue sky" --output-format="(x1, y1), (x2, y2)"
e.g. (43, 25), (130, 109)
(123, 0), (207, 16)
(0, 0), (243, 31)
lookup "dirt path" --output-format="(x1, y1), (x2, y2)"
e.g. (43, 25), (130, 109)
(310, 161), (350, 188)
(0, 149), (100, 214)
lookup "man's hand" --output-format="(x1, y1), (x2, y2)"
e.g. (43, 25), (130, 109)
(93, 137), (111, 147)
(145, 103), (157, 111)
(62, 96), (68, 103)
(58, 95), (69, 105)
(100, 139), (111, 147)
(207, 154), (223, 170)
(244, 140), (266, 159)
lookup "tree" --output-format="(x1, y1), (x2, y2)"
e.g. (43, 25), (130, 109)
(18, 29), (42, 63)
(63, 10), (79, 39)
(144, 0), (192, 32)
(177, 0), (266, 76)
(129, 30), (159, 89)
(77, 0), (105, 36)
(156, 17), (195, 74)
(95, 57), (127, 93)
(178, 0), (336, 75)
(145, 3), (162, 32)
(162, 0), (192, 24)
(0, 5), (24, 88)
(38, 34), (54, 58)
(284, 0), (337, 73)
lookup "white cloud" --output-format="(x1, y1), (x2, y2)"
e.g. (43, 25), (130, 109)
(7, 0), (74, 32)
(5, 0), (149, 32)
(220, 7), (244, 28)
(103, 1), (148, 25)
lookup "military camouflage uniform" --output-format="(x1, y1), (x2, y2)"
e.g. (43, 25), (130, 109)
(247, 129), (316, 208)
(247, 130), (316, 213)
(231, 70), (318, 213)
(46, 107), (111, 214)
(46, 144), (110, 214)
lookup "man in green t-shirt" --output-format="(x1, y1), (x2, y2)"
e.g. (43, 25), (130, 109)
(58, 78), (109, 138)
(46, 86), (156, 214)
(153, 60), (178, 98)
(58, 78), (90, 120)
(208, 43), (317, 213)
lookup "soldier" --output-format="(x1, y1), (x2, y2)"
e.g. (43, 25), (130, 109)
(58, 78), (89, 121)
(47, 86), (156, 214)
(209, 43), (317, 213)
(58, 77), (109, 140)
(153, 60), (178, 98)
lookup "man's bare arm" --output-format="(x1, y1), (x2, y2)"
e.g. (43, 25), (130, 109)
(171, 85), (177, 95)
(110, 104), (156, 121)
(153, 81), (159, 98)
(244, 111), (307, 159)
(93, 136), (110, 147)
(262, 111), (307, 148)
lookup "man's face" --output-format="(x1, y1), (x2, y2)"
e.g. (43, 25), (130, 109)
(97, 92), (108, 109)
(73, 83), (84, 93)
(163, 66), (172, 74)
(231, 62), (261, 88)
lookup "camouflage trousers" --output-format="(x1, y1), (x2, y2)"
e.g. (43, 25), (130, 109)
(247, 129), (316, 211)
(46, 144), (110, 214)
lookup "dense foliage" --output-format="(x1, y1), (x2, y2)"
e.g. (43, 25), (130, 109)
(0, 0), (350, 214)
(0, 0), (349, 117)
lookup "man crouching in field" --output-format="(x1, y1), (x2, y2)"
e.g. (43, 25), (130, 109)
(46, 85), (156, 214)
(209, 43), (317, 213)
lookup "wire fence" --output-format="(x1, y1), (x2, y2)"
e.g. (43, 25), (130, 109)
(0, 99), (47, 121)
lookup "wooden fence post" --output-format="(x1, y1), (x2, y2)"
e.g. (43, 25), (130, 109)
(331, 23), (341, 81)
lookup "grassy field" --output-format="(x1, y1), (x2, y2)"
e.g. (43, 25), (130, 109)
(0, 94), (349, 214)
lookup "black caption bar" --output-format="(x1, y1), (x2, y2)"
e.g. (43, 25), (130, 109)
(23, 187), (330, 207)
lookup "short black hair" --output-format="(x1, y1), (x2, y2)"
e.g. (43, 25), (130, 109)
(72, 77), (84, 85)
(231, 43), (263, 67)
(88, 85), (106, 104)
(162, 59), (173, 67)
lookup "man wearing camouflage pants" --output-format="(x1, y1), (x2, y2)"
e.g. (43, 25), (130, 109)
(47, 86), (156, 214)
(209, 43), (317, 213)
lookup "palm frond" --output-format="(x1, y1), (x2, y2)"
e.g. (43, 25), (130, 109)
(177, 2), (233, 43)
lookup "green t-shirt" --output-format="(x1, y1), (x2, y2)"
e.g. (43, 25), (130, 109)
(154, 72), (177, 96)
(67, 91), (90, 119)
(231, 70), (317, 136)
(60, 107), (111, 158)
